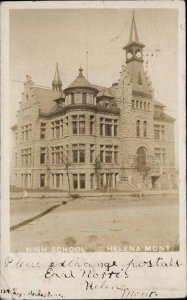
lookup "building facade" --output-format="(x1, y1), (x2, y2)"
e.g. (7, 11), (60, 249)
(11, 15), (177, 191)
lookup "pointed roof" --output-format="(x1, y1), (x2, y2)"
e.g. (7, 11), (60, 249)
(64, 67), (98, 92)
(129, 12), (139, 43)
(52, 63), (62, 85)
(123, 12), (145, 50)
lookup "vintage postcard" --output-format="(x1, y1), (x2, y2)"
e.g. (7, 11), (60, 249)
(0, 1), (186, 299)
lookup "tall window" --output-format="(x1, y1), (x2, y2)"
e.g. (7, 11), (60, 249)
(136, 100), (139, 109)
(90, 174), (94, 189)
(100, 118), (118, 137)
(72, 174), (86, 190)
(52, 119), (63, 139)
(90, 115), (95, 135)
(143, 121), (147, 137)
(51, 146), (63, 164)
(132, 100), (135, 109)
(73, 174), (78, 189)
(72, 144), (85, 163)
(80, 174), (85, 189)
(21, 148), (32, 166)
(155, 148), (166, 165)
(40, 123), (46, 139)
(154, 124), (165, 141)
(71, 93), (74, 104)
(40, 147), (48, 165)
(136, 120), (140, 137)
(52, 173), (63, 189)
(82, 93), (87, 104)
(140, 101), (143, 110)
(100, 145), (118, 164)
(72, 115), (85, 135)
(144, 102), (147, 110)
(21, 124), (32, 142)
(90, 144), (95, 163)
(40, 174), (46, 188)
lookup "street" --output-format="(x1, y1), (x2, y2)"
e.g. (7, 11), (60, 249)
(11, 195), (179, 252)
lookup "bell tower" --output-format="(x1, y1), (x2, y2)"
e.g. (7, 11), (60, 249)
(122, 12), (152, 97)
(52, 62), (62, 91)
(123, 12), (145, 64)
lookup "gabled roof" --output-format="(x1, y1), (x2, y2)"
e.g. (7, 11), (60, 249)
(97, 88), (114, 98)
(33, 86), (62, 113)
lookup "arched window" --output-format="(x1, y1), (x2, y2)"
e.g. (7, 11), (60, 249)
(136, 100), (139, 109)
(144, 102), (147, 110)
(140, 101), (143, 109)
(143, 121), (147, 137)
(136, 120), (140, 137)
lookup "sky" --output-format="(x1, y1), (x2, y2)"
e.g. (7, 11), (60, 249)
(9, 8), (179, 163)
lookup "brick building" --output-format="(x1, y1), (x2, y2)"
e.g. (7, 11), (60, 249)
(11, 14), (177, 191)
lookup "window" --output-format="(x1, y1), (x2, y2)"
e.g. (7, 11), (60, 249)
(90, 144), (95, 163)
(82, 93), (87, 104)
(51, 146), (63, 164)
(140, 101), (143, 110)
(80, 174), (85, 189)
(154, 124), (165, 141)
(71, 93), (74, 104)
(132, 100), (135, 109)
(40, 123), (46, 139)
(143, 121), (147, 137)
(136, 100), (139, 109)
(99, 145), (118, 164)
(90, 115), (95, 135)
(72, 115), (85, 135)
(40, 174), (45, 188)
(148, 103), (150, 111)
(106, 173), (113, 188)
(52, 173), (63, 189)
(136, 120), (140, 137)
(100, 118), (118, 137)
(40, 147), (47, 165)
(90, 174), (94, 189)
(72, 144), (85, 163)
(155, 148), (166, 165)
(144, 102), (147, 110)
(105, 119), (112, 136)
(21, 148), (32, 166)
(73, 174), (78, 189)
(21, 124), (32, 142)
(114, 120), (118, 136)
(52, 119), (63, 139)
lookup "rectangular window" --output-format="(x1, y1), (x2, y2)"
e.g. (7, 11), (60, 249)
(72, 149), (78, 163)
(71, 93), (74, 104)
(90, 174), (94, 189)
(105, 151), (112, 163)
(40, 123), (46, 139)
(105, 124), (112, 136)
(52, 120), (63, 139)
(79, 121), (85, 134)
(56, 174), (60, 188)
(100, 124), (104, 136)
(80, 174), (85, 189)
(73, 122), (78, 134)
(40, 148), (47, 165)
(82, 93), (87, 104)
(40, 174), (45, 188)
(73, 174), (78, 189)
(106, 173), (113, 188)
(155, 148), (166, 165)
(154, 125), (165, 141)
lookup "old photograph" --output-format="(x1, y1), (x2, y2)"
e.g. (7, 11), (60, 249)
(9, 8), (179, 253)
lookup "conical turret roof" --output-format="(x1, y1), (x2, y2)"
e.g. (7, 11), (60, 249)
(64, 67), (98, 92)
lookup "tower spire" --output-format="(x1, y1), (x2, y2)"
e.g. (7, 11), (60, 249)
(129, 11), (139, 43)
(52, 62), (62, 91)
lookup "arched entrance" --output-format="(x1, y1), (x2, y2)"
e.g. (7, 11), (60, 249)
(137, 147), (147, 171)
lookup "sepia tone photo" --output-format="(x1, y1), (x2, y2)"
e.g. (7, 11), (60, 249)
(9, 8), (179, 253)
